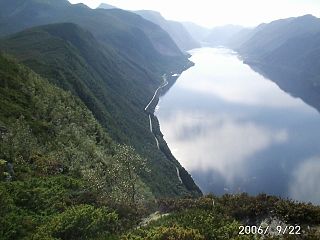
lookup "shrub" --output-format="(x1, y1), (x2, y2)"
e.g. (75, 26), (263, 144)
(33, 204), (119, 240)
(123, 225), (205, 240)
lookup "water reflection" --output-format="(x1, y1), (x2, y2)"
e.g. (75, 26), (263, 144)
(156, 48), (320, 203)
(177, 48), (308, 109)
(161, 111), (288, 183)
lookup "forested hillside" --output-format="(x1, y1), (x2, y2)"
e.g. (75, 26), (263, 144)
(0, 1), (202, 239)
(0, 54), (152, 239)
(0, 21), (200, 197)
(0, 0), (186, 74)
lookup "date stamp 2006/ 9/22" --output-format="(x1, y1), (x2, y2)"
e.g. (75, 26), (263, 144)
(239, 225), (301, 235)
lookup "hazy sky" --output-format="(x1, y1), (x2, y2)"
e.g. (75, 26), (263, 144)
(68, 0), (320, 28)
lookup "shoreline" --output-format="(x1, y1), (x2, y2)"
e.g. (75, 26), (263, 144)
(144, 66), (202, 196)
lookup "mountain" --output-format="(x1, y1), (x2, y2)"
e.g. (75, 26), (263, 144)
(98, 2), (117, 9)
(0, 52), (151, 239)
(232, 14), (320, 112)
(0, 22), (201, 198)
(1, 53), (319, 240)
(0, 1), (201, 239)
(263, 32), (320, 85)
(135, 10), (200, 51)
(1, 3), (320, 238)
(204, 25), (244, 46)
(225, 27), (255, 49)
(0, 0), (185, 74)
(182, 21), (210, 43)
(0, 0), (203, 197)
(236, 14), (320, 58)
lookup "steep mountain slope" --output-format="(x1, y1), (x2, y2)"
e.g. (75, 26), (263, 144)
(0, 0), (185, 75)
(225, 27), (254, 49)
(134, 10), (200, 51)
(237, 14), (320, 58)
(181, 21), (210, 43)
(262, 32), (320, 86)
(0, 53), (152, 239)
(0, 23), (201, 197)
(232, 15), (320, 112)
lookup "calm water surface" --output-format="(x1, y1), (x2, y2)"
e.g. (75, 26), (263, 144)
(156, 48), (320, 204)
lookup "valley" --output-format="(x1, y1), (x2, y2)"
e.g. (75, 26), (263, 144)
(1, 0), (320, 239)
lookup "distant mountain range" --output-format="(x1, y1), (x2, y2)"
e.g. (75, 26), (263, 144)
(203, 25), (243, 46)
(181, 22), (210, 44)
(180, 14), (320, 111)
(97, 5), (201, 52)
(235, 14), (320, 111)
(134, 10), (201, 51)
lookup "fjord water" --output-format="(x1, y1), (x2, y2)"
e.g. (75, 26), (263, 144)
(156, 48), (320, 204)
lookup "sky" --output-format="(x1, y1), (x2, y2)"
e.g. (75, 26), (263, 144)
(68, 0), (320, 28)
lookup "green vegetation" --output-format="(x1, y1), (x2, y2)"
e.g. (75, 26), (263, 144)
(125, 195), (320, 240)
(123, 226), (205, 240)
(32, 205), (119, 240)
(0, 22), (200, 198)
(2, 50), (317, 240)
(0, 54), (151, 239)
(1, 2), (320, 239)
(0, 0), (186, 74)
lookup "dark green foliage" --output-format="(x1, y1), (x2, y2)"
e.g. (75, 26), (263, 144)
(1, 56), (319, 239)
(136, 195), (320, 239)
(0, 0), (186, 75)
(0, 176), (90, 240)
(150, 113), (201, 196)
(158, 197), (215, 213)
(0, 22), (200, 198)
(159, 194), (320, 225)
(127, 197), (244, 240)
(33, 204), (119, 240)
(0, 159), (9, 180)
(0, 54), (149, 239)
(113, 144), (150, 205)
(0, 0), (201, 199)
(123, 225), (205, 240)
(147, 209), (241, 240)
(5, 176), (84, 214)
(275, 199), (320, 224)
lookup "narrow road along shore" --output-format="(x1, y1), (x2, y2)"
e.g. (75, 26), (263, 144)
(145, 74), (182, 184)
(144, 74), (168, 112)
(149, 114), (159, 149)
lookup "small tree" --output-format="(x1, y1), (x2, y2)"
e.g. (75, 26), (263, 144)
(112, 144), (149, 206)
